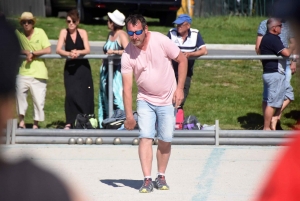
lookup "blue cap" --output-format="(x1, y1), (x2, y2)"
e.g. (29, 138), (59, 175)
(173, 14), (192, 25)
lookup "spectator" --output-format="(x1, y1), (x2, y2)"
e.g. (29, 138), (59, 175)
(98, 9), (128, 128)
(0, 15), (85, 201)
(259, 18), (294, 130)
(167, 14), (207, 112)
(254, 1), (300, 200)
(255, 17), (296, 130)
(121, 14), (187, 193)
(56, 9), (94, 129)
(15, 12), (51, 129)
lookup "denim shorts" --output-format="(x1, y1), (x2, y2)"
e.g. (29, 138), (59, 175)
(263, 72), (289, 108)
(137, 100), (176, 142)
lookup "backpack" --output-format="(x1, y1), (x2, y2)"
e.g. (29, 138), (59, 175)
(102, 109), (126, 129)
(183, 115), (201, 130)
(74, 114), (98, 129)
(175, 108), (184, 130)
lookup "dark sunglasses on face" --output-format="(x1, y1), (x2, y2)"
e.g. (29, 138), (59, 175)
(277, 24), (283, 28)
(67, 20), (76, 24)
(127, 30), (143, 36)
(21, 20), (33, 25)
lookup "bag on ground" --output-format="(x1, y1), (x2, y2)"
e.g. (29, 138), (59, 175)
(74, 114), (98, 129)
(183, 115), (202, 130)
(175, 108), (184, 130)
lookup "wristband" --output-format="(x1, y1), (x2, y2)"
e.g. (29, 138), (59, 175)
(291, 54), (299, 62)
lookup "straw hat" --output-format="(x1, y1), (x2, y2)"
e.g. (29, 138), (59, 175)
(107, 10), (125, 26)
(19, 12), (36, 23)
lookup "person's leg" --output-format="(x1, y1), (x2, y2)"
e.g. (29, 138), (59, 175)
(16, 75), (30, 128)
(155, 104), (175, 190)
(30, 78), (47, 129)
(264, 105), (274, 130)
(137, 100), (156, 193)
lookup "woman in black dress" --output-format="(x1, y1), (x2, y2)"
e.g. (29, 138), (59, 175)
(56, 9), (94, 129)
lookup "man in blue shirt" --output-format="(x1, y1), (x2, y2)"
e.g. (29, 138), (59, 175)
(259, 18), (295, 130)
(167, 14), (207, 111)
(255, 18), (296, 130)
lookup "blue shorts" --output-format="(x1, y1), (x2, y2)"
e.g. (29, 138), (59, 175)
(137, 100), (176, 142)
(263, 72), (293, 108)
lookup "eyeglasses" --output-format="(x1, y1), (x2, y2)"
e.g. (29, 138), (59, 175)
(273, 24), (282, 28)
(21, 20), (33, 25)
(67, 20), (76, 24)
(127, 30), (143, 36)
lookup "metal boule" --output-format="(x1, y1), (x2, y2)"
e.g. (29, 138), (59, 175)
(113, 137), (121, 145)
(154, 138), (159, 145)
(68, 138), (76, 145)
(132, 138), (139, 145)
(95, 137), (103, 145)
(76, 138), (83, 145)
(85, 137), (93, 145)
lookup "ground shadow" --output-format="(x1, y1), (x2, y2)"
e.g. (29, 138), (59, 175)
(237, 112), (264, 130)
(46, 121), (65, 129)
(100, 179), (142, 190)
(284, 110), (300, 129)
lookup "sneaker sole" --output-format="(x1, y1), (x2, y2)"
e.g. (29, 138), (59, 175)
(139, 188), (153, 193)
(157, 185), (169, 190)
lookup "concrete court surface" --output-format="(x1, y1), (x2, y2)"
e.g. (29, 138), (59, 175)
(1, 144), (283, 201)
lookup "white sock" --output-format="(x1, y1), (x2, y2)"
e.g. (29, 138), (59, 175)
(144, 176), (152, 179)
(157, 172), (165, 177)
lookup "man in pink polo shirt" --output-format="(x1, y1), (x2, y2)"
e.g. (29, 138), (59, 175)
(121, 14), (187, 193)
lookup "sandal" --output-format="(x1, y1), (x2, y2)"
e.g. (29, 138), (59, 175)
(32, 125), (39, 129)
(18, 125), (26, 129)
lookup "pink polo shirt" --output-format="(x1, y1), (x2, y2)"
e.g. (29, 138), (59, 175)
(121, 31), (180, 106)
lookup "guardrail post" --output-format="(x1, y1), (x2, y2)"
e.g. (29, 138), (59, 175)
(6, 119), (12, 145)
(11, 119), (17, 145)
(108, 57), (114, 118)
(215, 119), (219, 146)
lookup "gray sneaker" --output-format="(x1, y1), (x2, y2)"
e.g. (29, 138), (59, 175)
(155, 175), (170, 190)
(139, 178), (154, 193)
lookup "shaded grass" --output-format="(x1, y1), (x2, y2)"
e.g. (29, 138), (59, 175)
(20, 59), (300, 130)
(9, 16), (265, 44)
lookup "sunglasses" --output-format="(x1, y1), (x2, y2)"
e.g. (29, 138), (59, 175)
(21, 20), (33, 25)
(277, 24), (283, 28)
(127, 30), (143, 36)
(67, 20), (76, 24)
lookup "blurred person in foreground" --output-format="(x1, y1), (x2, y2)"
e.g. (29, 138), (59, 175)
(254, 0), (300, 200)
(121, 14), (187, 193)
(259, 18), (295, 130)
(0, 17), (85, 201)
(15, 12), (51, 129)
(98, 9), (128, 128)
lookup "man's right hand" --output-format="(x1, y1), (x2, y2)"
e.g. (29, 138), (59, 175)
(124, 117), (136, 130)
(25, 50), (33, 62)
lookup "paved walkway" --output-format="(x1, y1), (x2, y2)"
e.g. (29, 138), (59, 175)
(2, 144), (282, 201)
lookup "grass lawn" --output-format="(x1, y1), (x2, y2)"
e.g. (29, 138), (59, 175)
(10, 16), (300, 129)
(9, 16), (265, 44)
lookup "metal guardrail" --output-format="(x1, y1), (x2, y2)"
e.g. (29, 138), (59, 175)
(14, 54), (297, 145)
(5, 119), (296, 146)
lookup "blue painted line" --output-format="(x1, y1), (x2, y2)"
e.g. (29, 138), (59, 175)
(192, 148), (226, 201)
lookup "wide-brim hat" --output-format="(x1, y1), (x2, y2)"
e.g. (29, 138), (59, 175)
(19, 12), (36, 23)
(107, 9), (125, 26)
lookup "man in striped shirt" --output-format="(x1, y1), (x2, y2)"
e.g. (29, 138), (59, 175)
(167, 14), (207, 110)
